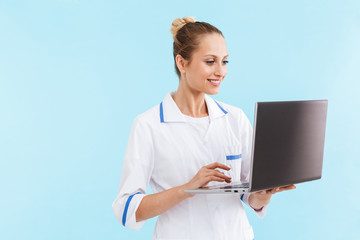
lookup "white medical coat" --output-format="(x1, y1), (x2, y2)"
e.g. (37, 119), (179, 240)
(113, 92), (267, 240)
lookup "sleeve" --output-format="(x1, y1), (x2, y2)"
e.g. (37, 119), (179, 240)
(238, 110), (268, 218)
(112, 116), (154, 230)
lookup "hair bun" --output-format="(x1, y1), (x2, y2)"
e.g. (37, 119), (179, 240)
(170, 17), (196, 40)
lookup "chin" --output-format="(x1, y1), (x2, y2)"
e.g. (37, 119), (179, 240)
(206, 88), (220, 95)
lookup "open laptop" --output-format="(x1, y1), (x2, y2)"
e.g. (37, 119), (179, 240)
(185, 100), (328, 194)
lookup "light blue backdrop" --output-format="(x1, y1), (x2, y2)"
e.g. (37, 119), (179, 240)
(1, 0), (359, 239)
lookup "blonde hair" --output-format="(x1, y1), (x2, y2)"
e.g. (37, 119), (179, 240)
(170, 17), (196, 40)
(170, 17), (224, 77)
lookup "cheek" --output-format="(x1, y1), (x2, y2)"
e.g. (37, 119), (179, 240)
(200, 66), (213, 78)
(189, 65), (211, 79)
(224, 68), (228, 77)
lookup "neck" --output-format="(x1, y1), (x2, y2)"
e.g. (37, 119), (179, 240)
(172, 82), (208, 118)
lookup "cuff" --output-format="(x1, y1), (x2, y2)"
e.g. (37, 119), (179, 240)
(240, 193), (268, 218)
(113, 192), (146, 231)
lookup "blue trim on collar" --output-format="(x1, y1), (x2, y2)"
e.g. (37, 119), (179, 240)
(160, 102), (164, 123)
(215, 101), (228, 114)
(240, 194), (244, 201)
(122, 192), (141, 226)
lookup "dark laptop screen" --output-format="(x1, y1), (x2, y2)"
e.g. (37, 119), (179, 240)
(250, 100), (328, 192)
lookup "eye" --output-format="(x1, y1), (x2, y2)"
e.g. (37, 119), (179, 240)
(206, 60), (215, 64)
(223, 60), (229, 65)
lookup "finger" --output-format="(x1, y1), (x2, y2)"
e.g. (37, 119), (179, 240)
(203, 176), (226, 185)
(279, 185), (296, 191)
(268, 187), (279, 194)
(254, 190), (266, 194)
(273, 185), (296, 194)
(208, 169), (232, 182)
(208, 169), (231, 183)
(206, 162), (231, 170)
(270, 188), (278, 194)
(206, 162), (231, 171)
(209, 176), (226, 182)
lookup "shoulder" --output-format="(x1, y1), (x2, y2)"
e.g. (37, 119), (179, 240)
(132, 103), (161, 128)
(214, 100), (253, 133)
(215, 100), (248, 121)
(215, 100), (253, 139)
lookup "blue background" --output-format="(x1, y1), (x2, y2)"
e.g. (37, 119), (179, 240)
(1, 0), (359, 239)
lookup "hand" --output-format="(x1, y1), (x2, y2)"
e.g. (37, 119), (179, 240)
(249, 185), (296, 210)
(183, 162), (232, 192)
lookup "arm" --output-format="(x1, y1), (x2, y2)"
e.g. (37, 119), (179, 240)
(136, 162), (231, 222)
(112, 116), (154, 230)
(114, 115), (232, 228)
(136, 185), (189, 222)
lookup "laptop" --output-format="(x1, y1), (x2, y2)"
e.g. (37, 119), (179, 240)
(185, 100), (328, 194)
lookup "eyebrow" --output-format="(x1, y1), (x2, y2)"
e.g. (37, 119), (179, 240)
(204, 54), (229, 58)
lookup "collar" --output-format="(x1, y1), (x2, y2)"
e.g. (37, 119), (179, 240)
(160, 91), (228, 123)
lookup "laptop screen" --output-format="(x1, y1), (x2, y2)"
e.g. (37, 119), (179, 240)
(250, 100), (328, 192)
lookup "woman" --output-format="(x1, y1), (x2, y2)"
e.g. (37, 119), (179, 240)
(112, 17), (295, 240)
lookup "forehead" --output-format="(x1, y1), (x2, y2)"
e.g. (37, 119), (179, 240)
(193, 33), (228, 58)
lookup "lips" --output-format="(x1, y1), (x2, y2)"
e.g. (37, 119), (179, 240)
(208, 79), (221, 87)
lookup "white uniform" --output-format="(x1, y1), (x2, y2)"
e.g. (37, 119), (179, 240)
(112, 92), (267, 240)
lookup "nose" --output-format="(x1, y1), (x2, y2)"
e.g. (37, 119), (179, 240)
(215, 63), (227, 78)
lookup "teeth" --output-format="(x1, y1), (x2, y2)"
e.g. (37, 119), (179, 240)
(209, 80), (220, 83)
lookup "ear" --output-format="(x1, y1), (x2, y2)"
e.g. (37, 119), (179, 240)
(175, 54), (187, 74)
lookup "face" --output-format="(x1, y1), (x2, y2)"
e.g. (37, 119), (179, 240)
(178, 33), (228, 95)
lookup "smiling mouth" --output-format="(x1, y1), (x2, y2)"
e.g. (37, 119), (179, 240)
(208, 79), (221, 84)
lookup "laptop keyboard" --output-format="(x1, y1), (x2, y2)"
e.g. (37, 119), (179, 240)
(220, 183), (249, 189)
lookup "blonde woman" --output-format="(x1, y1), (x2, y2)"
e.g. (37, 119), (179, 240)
(113, 17), (295, 240)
